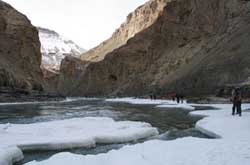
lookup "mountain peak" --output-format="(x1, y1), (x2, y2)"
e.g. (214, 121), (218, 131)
(38, 27), (86, 71)
(37, 27), (59, 36)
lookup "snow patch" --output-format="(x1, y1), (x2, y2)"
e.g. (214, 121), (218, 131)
(106, 98), (194, 110)
(38, 27), (86, 70)
(0, 117), (158, 151)
(157, 103), (195, 110)
(26, 104), (250, 165)
(0, 117), (158, 165)
(106, 98), (181, 105)
(0, 147), (23, 165)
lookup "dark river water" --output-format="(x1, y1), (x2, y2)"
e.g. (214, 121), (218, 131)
(0, 98), (212, 164)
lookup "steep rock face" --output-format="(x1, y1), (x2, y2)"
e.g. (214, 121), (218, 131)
(41, 67), (60, 91)
(38, 27), (86, 71)
(80, 0), (169, 62)
(0, 0), (45, 91)
(59, 0), (250, 97)
(58, 56), (88, 94)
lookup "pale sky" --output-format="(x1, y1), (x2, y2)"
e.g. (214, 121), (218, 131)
(3, 0), (147, 50)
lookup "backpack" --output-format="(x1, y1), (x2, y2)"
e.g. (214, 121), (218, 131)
(235, 89), (242, 101)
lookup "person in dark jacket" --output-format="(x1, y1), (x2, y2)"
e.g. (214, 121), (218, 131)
(180, 94), (184, 104)
(231, 88), (237, 115)
(153, 94), (157, 100)
(232, 88), (242, 116)
(176, 94), (180, 104)
(150, 94), (153, 100)
(235, 88), (242, 116)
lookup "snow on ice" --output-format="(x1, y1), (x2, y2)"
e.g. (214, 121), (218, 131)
(0, 117), (158, 165)
(26, 103), (250, 165)
(0, 147), (23, 165)
(157, 103), (195, 110)
(106, 98), (194, 110)
(106, 98), (180, 105)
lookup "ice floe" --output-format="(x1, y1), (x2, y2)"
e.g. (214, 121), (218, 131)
(156, 103), (195, 110)
(0, 117), (158, 165)
(106, 98), (175, 105)
(26, 104), (250, 165)
(106, 98), (194, 110)
(0, 147), (23, 165)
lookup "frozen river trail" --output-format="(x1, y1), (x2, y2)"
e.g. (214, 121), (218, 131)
(0, 98), (212, 164)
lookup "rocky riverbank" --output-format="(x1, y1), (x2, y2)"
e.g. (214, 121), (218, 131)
(0, 87), (64, 103)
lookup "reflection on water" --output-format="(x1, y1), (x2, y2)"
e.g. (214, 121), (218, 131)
(0, 99), (202, 131)
(0, 99), (212, 164)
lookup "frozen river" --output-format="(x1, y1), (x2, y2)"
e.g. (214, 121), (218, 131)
(0, 98), (212, 164)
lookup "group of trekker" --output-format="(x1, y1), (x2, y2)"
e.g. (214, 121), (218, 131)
(172, 93), (184, 104)
(149, 94), (157, 100)
(150, 87), (243, 116)
(150, 92), (185, 104)
(231, 88), (242, 117)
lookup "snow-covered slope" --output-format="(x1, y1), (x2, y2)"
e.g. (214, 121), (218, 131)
(38, 27), (86, 70)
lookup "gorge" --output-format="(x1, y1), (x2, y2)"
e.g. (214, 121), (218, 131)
(1, 0), (250, 98)
(0, 1), (250, 165)
(57, 0), (250, 97)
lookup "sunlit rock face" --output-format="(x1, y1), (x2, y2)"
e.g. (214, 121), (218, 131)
(0, 0), (45, 91)
(80, 0), (169, 62)
(59, 0), (250, 97)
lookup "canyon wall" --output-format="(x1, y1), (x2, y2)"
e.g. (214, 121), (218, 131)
(80, 0), (169, 62)
(0, 0), (46, 92)
(59, 0), (250, 97)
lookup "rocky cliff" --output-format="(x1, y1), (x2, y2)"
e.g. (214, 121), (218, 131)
(80, 0), (169, 62)
(59, 0), (250, 97)
(0, 1), (46, 94)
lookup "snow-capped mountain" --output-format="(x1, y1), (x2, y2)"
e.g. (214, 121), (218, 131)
(38, 27), (86, 71)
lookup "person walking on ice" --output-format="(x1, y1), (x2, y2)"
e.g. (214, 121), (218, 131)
(231, 87), (242, 116)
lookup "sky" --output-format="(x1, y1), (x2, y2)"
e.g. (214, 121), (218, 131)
(3, 0), (147, 50)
